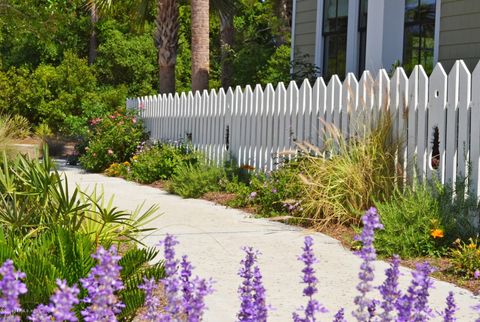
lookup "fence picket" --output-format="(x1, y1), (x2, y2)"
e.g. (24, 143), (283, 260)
(427, 64), (447, 182)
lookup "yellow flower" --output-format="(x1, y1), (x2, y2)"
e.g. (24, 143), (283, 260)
(468, 243), (477, 249)
(431, 229), (444, 239)
(132, 155), (138, 161)
(123, 161), (130, 167)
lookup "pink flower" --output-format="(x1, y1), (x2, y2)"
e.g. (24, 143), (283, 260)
(109, 115), (116, 120)
(474, 270), (480, 279)
(92, 153), (97, 158)
(107, 149), (114, 155)
(132, 118), (137, 124)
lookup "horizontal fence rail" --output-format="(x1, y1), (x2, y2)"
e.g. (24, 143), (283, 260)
(127, 60), (480, 199)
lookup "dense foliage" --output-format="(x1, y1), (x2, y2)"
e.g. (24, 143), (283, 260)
(0, 150), (164, 318)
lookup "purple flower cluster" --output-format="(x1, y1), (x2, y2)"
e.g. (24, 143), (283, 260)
(0, 260), (27, 321)
(138, 277), (162, 320)
(293, 236), (327, 322)
(442, 292), (457, 322)
(80, 245), (125, 321)
(150, 234), (213, 321)
(378, 255), (401, 321)
(29, 279), (80, 322)
(352, 207), (384, 321)
(396, 262), (435, 322)
(237, 247), (268, 322)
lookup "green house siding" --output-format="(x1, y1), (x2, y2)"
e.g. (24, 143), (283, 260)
(439, 0), (480, 71)
(294, 0), (317, 65)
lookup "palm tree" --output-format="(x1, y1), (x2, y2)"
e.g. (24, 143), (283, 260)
(88, 1), (99, 65)
(191, 0), (210, 92)
(155, 0), (180, 93)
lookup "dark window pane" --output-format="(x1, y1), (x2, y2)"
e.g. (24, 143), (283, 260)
(359, 0), (368, 28)
(323, 0), (348, 78)
(403, 0), (436, 73)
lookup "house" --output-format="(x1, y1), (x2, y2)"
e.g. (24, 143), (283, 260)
(291, 0), (480, 78)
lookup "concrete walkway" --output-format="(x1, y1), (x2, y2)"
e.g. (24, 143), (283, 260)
(62, 165), (479, 321)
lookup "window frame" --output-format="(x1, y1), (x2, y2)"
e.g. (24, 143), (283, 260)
(322, 0), (349, 78)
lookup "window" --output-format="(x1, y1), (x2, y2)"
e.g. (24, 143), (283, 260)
(403, 0), (436, 73)
(322, 0), (349, 79)
(358, 0), (368, 75)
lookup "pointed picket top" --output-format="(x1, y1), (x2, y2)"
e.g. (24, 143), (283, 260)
(375, 69), (390, 111)
(264, 83), (275, 111)
(326, 75), (342, 128)
(287, 80), (298, 92)
(343, 72), (358, 137)
(275, 82), (287, 115)
(187, 91), (194, 100)
(359, 70), (374, 113)
(180, 92), (187, 99)
(471, 61), (480, 198)
(218, 87), (226, 97)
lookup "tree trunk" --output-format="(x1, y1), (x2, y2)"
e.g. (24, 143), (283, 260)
(220, 9), (234, 90)
(155, 0), (179, 94)
(191, 0), (209, 93)
(159, 65), (176, 94)
(274, 0), (292, 46)
(88, 2), (98, 65)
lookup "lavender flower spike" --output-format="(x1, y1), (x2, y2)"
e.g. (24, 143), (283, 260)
(352, 207), (383, 322)
(80, 246), (125, 321)
(293, 236), (327, 322)
(0, 259), (27, 320)
(138, 277), (162, 321)
(442, 292), (457, 322)
(333, 308), (347, 322)
(29, 279), (80, 322)
(180, 255), (213, 321)
(396, 262), (435, 322)
(159, 234), (181, 317)
(378, 255), (401, 321)
(238, 247), (268, 322)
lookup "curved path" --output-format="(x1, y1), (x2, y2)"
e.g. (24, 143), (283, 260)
(62, 165), (479, 321)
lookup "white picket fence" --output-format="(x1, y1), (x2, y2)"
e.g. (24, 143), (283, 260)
(126, 60), (480, 199)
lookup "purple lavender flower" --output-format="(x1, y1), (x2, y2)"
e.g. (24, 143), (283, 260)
(156, 235), (213, 321)
(292, 236), (327, 322)
(333, 308), (346, 322)
(249, 192), (257, 199)
(80, 246), (125, 321)
(0, 259), (27, 319)
(238, 247), (268, 322)
(138, 277), (161, 321)
(378, 255), (401, 321)
(159, 234), (181, 317)
(352, 207), (383, 322)
(180, 255), (212, 321)
(396, 262), (435, 322)
(29, 305), (50, 322)
(29, 279), (80, 322)
(441, 292), (456, 322)
(475, 270), (480, 279)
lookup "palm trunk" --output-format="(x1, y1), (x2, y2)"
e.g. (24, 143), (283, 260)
(88, 2), (98, 65)
(155, 0), (179, 94)
(220, 10), (234, 89)
(191, 0), (209, 92)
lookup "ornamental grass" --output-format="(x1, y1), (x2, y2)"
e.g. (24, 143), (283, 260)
(298, 111), (401, 227)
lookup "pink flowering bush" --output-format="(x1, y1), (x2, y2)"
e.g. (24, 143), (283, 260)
(0, 208), (472, 321)
(78, 109), (147, 172)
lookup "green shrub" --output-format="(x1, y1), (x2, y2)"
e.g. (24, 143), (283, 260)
(0, 226), (164, 318)
(79, 109), (147, 172)
(450, 238), (480, 279)
(128, 143), (200, 184)
(374, 174), (478, 259)
(374, 185), (447, 258)
(299, 113), (399, 226)
(167, 162), (225, 198)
